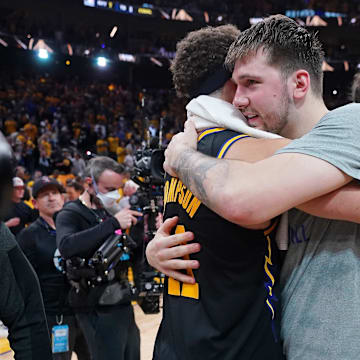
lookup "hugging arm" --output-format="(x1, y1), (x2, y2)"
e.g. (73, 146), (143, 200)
(156, 119), (359, 282)
(164, 121), (352, 226)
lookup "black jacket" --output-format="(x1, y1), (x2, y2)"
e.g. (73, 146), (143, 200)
(55, 200), (124, 311)
(0, 222), (52, 359)
(56, 199), (121, 259)
(4, 201), (38, 236)
(17, 217), (73, 316)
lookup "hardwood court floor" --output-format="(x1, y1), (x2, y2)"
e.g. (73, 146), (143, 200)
(134, 303), (162, 360)
(0, 304), (162, 360)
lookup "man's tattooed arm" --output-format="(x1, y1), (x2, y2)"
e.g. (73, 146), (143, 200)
(173, 148), (230, 210)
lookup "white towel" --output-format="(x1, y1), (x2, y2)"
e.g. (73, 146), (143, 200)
(186, 95), (282, 139)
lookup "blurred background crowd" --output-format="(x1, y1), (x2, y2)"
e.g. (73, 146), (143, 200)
(0, 74), (184, 177)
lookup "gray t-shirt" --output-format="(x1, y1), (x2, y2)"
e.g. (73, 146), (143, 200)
(275, 103), (360, 360)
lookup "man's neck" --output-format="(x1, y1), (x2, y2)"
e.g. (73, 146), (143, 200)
(79, 190), (101, 209)
(282, 97), (329, 139)
(40, 213), (56, 229)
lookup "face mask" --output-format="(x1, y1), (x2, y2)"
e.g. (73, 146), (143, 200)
(96, 190), (121, 209)
(91, 172), (121, 209)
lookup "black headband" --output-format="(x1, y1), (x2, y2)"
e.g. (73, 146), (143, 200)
(189, 66), (232, 99)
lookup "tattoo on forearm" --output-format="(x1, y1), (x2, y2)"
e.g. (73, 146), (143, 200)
(174, 149), (228, 207)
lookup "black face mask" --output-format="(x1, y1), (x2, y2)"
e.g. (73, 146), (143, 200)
(0, 132), (15, 221)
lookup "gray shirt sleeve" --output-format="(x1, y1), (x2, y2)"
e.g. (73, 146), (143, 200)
(276, 103), (360, 180)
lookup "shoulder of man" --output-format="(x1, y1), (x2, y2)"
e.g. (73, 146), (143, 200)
(57, 199), (97, 225)
(198, 129), (247, 157)
(16, 201), (35, 213)
(17, 220), (43, 248)
(19, 217), (43, 234)
(321, 103), (360, 124)
(0, 222), (18, 252)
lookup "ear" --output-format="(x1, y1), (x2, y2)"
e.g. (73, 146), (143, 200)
(291, 70), (310, 100)
(32, 198), (38, 210)
(84, 177), (92, 186)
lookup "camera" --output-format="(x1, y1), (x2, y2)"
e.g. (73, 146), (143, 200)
(132, 147), (165, 187)
(65, 230), (139, 307)
(65, 230), (136, 287)
(127, 126), (167, 313)
(88, 229), (137, 285)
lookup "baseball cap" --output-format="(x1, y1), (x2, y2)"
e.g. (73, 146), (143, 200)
(13, 177), (24, 187)
(32, 176), (65, 198)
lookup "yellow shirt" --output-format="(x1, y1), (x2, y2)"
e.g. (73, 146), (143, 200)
(108, 136), (119, 153)
(116, 146), (126, 163)
(4, 119), (17, 135)
(17, 134), (27, 144)
(57, 173), (75, 187)
(24, 123), (38, 142)
(40, 140), (52, 157)
(96, 139), (108, 155)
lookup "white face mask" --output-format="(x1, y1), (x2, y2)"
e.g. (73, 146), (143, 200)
(91, 172), (121, 210)
(96, 189), (121, 209)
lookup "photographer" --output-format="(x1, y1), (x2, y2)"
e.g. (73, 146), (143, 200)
(56, 156), (141, 360)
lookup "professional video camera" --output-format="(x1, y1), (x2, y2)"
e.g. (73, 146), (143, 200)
(65, 229), (138, 307)
(128, 93), (166, 314)
(131, 136), (165, 241)
(88, 229), (137, 285)
(132, 146), (164, 186)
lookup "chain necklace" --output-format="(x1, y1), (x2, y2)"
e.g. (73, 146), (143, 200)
(78, 193), (105, 224)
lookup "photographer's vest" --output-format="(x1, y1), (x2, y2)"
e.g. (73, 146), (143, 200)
(154, 129), (284, 360)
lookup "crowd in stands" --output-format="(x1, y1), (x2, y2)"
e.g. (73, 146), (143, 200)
(0, 74), (185, 194)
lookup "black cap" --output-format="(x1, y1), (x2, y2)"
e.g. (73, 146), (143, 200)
(32, 176), (65, 198)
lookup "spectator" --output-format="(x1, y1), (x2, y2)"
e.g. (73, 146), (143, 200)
(18, 177), (90, 360)
(124, 148), (134, 169)
(107, 131), (119, 160)
(4, 177), (38, 236)
(71, 153), (86, 177)
(65, 179), (84, 201)
(116, 140), (127, 164)
(96, 135), (109, 156)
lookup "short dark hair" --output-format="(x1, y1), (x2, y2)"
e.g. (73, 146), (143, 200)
(84, 156), (124, 182)
(170, 25), (240, 99)
(351, 72), (360, 103)
(66, 180), (84, 193)
(225, 15), (324, 97)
